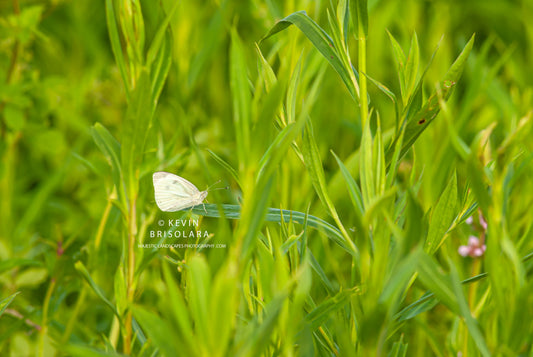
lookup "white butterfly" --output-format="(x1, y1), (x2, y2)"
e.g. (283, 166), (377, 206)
(153, 172), (208, 212)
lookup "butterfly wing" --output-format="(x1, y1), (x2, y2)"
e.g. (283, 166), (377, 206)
(153, 172), (207, 211)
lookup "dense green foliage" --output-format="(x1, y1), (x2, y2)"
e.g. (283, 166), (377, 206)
(1, 0), (533, 356)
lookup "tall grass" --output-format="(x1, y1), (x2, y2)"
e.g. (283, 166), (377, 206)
(1, 0), (533, 356)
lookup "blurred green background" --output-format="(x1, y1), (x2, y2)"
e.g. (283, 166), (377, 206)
(1, 0), (533, 356)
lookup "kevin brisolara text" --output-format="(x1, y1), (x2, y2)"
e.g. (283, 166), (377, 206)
(149, 230), (210, 238)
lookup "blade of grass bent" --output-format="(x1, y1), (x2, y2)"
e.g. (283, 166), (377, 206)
(191, 204), (355, 256)
(261, 11), (358, 100)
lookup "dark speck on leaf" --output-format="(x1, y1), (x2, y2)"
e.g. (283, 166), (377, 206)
(418, 119), (426, 125)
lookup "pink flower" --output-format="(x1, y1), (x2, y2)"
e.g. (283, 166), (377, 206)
(458, 235), (486, 258)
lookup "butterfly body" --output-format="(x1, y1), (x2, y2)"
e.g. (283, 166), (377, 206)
(153, 172), (208, 212)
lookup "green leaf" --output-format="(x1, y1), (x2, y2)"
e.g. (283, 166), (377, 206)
(63, 345), (123, 357)
(387, 31), (406, 103)
(0, 292), (20, 317)
(236, 293), (288, 357)
(425, 171), (458, 255)
(150, 32), (172, 106)
(3, 104), (26, 131)
(466, 151), (491, 215)
(301, 121), (358, 257)
(121, 71), (153, 198)
(394, 34), (475, 160)
(208, 264), (239, 357)
(114, 266), (127, 317)
(449, 261), (491, 357)
(14, 267), (47, 287)
(261, 11), (358, 100)
(230, 28), (252, 172)
(145, 0), (179, 67)
(14, 163), (68, 238)
(304, 288), (357, 331)
(132, 306), (179, 357)
(404, 32), (420, 101)
(255, 43), (278, 93)
(190, 203), (353, 255)
(387, 335), (408, 357)
(74, 261), (119, 317)
(91, 123), (126, 207)
(105, 0), (130, 99)
(0, 259), (41, 274)
(308, 251), (336, 294)
(188, 7), (227, 87)
(207, 149), (242, 188)
(161, 263), (195, 352)
(350, 0), (368, 36)
(186, 255), (211, 346)
(331, 151), (364, 216)
(415, 254), (459, 314)
(380, 249), (420, 306)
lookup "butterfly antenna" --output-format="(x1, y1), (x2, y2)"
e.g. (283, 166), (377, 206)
(206, 180), (229, 192)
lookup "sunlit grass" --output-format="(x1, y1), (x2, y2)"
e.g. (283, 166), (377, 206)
(1, 0), (533, 356)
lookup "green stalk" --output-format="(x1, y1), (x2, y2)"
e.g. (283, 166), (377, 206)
(124, 197), (137, 354)
(39, 278), (56, 357)
(358, 27), (368, 127)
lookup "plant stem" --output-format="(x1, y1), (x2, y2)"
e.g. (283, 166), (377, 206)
(124, 198), (137, 354)
(358, 34), (368, 127)
(39, 278), (56, 357)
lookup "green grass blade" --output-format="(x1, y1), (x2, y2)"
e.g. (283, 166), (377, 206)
(404, 32), (419, 101)
(351, 0), (368, 36)
(91, 123), (126, 207)
(190, 203), (354, 255)
(145, 0), (179, 67)
(132, 306), (179, 356)
(186, 255), (211, 348)
(261, 11), (357, 100)
(386, 31), (406, 105)
(395, 34), (475, 160)
(74, 261), (119, 318)
(230, 28), (252, 172)
(105, 0), (130, 99)
(449, 261), (491, 357)
(0, 259), (41, 274)
(207, 149), (241, 188)
(466, 150), (491, 215)
(150, 33), (172, 106)
(301, 121), (358, 257)
(304, 288), (357, 331)
(308, 251), (336, 294)
(0, 292), (20, 317)
(236, 293), (288, 357)
(425, 171), (458, 255)
(208, 264), (239, 357)
(121, 71), (153, 197)
(415, 253), (459, 314)
(63, 345), (123, 357)
(387, 335), (408, 357)
(331, 151), (364, 216)
(161, 263), (194, 347)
